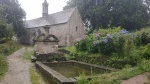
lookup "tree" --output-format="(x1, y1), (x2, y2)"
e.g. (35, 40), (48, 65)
(64, 0), (149, 30)
(0, 20), (14, 39)
(0, 4), (14, 39)
(0, 0), (26, 37)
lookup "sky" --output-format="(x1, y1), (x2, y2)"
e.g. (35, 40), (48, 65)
(19, 0), (68, 20)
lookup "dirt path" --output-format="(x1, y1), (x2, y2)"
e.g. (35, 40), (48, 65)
(121, 73), (148, 84)
(0, 48), (32, 84)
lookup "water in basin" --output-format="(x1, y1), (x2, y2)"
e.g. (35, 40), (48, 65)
(45, 63), (104, 78)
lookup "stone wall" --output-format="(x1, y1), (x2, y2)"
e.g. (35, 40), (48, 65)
(34, 42), (58, 54)
(67, 8), (84, 44)
(25, 8), (84, 46)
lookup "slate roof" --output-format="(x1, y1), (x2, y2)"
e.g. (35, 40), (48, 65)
(25, 8), (75, 28)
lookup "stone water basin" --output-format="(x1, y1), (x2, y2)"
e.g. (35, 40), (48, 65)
(35, 61), (118, 84)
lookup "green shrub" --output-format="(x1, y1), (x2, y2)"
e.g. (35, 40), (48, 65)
(138, 59), (150, 72)
(134, 28), (150, 46)
(141, 43), (150, 59)
(0, 41), (21, 55)
(0, 20), (14, 40)
(65, 27), (150, 68)
(76, 73), (88, 84)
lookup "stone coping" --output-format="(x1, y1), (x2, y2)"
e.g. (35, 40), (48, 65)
(44, 60), (119, 72)
(69, 60), (119, 72)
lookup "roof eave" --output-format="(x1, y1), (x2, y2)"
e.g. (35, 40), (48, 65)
(26, 22), (68, 29)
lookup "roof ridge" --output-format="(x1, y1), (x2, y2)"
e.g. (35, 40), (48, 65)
(48, 7), (76, 16)
(26, 7), (76, 21)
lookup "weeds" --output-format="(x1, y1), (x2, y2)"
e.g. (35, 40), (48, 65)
(76, 59), (150, 84)
(0, 41), (21, 81)
(29, 67), (40, 84)
(22, 47), (34, 60)
(0, 54), (8, 80)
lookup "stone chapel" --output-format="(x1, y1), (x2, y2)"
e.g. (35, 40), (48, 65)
(24, 0), (84, 46)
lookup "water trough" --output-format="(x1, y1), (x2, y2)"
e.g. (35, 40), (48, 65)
(35, 60), (118, 84)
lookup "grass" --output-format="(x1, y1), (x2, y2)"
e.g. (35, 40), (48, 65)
(0, 54), (8, 80)
(0, 41), (21, 56)
(29, 67), (40, 84)
(144, 73), (150, 84)
(0, 40), (21, 81)
(22, 47), (34, 60)
(60, 46), (77, 54)
(76, 59), (150, 84)
(24, 47), (45, 84)
(59, 46), (77, 60)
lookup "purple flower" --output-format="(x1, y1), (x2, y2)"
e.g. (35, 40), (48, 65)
(95, 35), (99, 40)
(102, 34), (111, 44)
(93, 41), (97, 46)
(106, 34), (111, 39)
(103, 39), (108, 44)
(120, 29), (128, 34)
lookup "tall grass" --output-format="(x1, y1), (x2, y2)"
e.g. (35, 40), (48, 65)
(0, 40), (21, 80)
(0, 54), (8, 80)
(29, 67), (40, 84)
(22, 47), (34, 60)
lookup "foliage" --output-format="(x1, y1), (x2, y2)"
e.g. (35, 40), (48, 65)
(0, 0), (26, 37)
(76, 72), (88, 84)
(0, 41), (21, 55)
(59, 46), (77, 60)
(138, 59), (150, 72)
(141, 43), (150, 60)
(0, 20), (14, 40)
(64, 0), (149, 30)
(62, 27), (150, 68)
(75, 27), (127, 55)
(134, 28), (150, 45)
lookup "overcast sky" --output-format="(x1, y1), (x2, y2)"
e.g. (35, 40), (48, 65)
(19, 0), (68, 20)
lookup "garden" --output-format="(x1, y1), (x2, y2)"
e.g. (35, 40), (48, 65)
(61, 27), (150, 84)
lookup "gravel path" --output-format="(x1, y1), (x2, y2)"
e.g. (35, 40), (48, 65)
(0, 48), (32, 84)
(121, 73), (148, 84)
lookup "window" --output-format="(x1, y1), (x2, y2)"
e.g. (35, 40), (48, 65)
(76, 26), (78, 32)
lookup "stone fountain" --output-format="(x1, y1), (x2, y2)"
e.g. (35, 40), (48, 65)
(33, 26), (61, 61)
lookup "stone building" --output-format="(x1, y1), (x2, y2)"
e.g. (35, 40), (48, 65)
(24, 0), (84, 46)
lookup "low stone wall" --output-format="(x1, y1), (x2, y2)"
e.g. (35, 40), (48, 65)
(36, 52), (63, 61)
(35, 62), (74, 84)
(70, 61), (119, 72)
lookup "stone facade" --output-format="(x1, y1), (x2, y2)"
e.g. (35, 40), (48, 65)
(24, 0), (84, 46)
